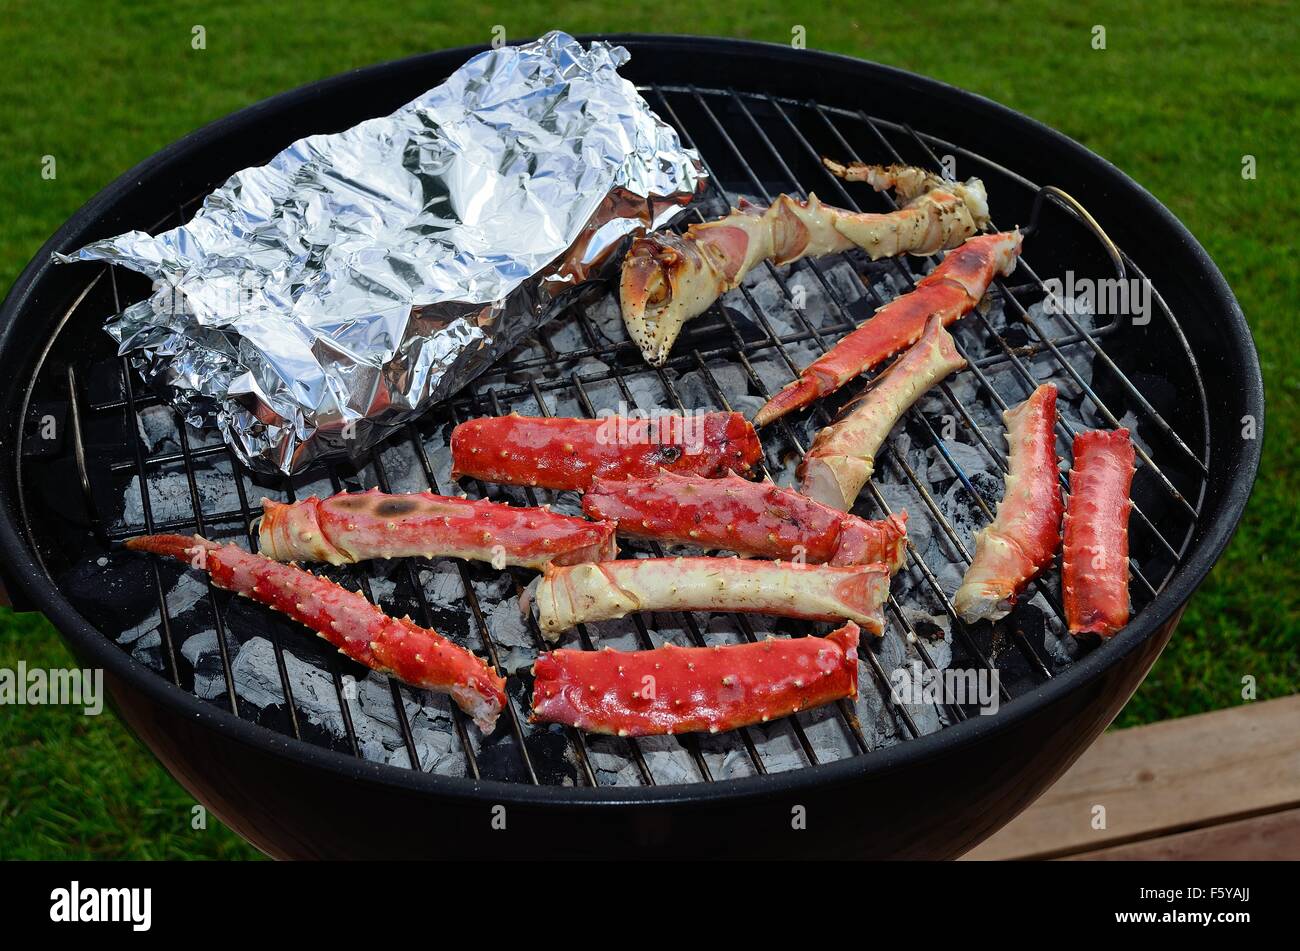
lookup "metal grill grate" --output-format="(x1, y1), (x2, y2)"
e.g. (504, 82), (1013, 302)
(25, 84), (1210, 788)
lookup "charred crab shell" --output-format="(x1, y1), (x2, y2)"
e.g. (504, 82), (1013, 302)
(259, 489), (617, 570)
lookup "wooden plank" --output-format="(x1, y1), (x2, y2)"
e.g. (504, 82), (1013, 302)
(1062, 807), (1300, 860)
(963, 695), (1300, 860)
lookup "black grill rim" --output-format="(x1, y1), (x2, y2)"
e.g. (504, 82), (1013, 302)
(0, 34), (1263, 807)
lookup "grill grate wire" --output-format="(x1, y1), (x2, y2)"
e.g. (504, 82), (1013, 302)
(40, 85), (1210, 788)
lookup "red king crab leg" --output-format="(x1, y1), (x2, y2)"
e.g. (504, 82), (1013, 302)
(755, 230), (1022, 426)
(798, 316), (967, 511)
(125, 534), (508, 733)
(620, 163), (989, 366)
(450, 411), (762, 492)
(531, 621), (860, 736)
(259, 489), (617, 570)
(527, 556), (889, 641)
(582, 470), (908, 570)
(952, 384), (1064, 623)
(1062, 429), (1136, 637)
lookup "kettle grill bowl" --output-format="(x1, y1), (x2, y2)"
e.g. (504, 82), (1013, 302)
(0, 36), (1261, 858)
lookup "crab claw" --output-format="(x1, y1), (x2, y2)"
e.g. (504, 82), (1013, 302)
(619, 235), (684, 366)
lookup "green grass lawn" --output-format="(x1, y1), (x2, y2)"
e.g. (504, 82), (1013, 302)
(1, 1), (1295, 859)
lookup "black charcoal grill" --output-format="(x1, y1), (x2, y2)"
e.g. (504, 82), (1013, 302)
(0, 36), (1262, 859)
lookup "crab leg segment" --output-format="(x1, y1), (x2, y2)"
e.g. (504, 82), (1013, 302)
(125, 534), (507, 733)
(583, 470), (908, 570)
(451, 412), (762, 492)
(620, 165), (989, 366)
(531, 621), (860, 736)
(798, 317), (967, 511)
(952, 384), (1063, 623)
(258, 489), (616, 570)
(821, 160), (967, 201)
(1062, 429), (1136, 637)
(528, 556), (889, 641)
(755, 230), (1021, 426)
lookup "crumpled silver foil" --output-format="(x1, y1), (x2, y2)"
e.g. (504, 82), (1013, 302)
(56, 31), (704, 474)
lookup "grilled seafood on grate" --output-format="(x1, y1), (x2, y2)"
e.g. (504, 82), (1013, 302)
(125, 534), (508, 733)
(582, 470), (908, 569)
(619, 163), (989, 366)
(527, 556), (890, 641)
(952, 384), (1064, 624)
(531, 621), (860, 736)
(798, 316), (967, 511)
(450, 411), (762, 492)
(755, 230), (1022, 426)
(258, 489), (617, 570)
(1063, 429), (1136, 637)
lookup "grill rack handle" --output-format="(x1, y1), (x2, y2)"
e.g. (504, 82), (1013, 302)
(1025, 184), (1126, 281)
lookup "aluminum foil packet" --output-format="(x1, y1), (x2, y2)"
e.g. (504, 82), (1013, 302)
(56, 31), (705, 474)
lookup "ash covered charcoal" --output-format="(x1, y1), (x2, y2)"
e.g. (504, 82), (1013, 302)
(585, 292), (631, 346)
(638, 735), (704, 785)
(748, 718), (812, 774)
(115, 461), (243, 532)
(854, 638), (923, 749)
(573, 616), (644, 653)
(419, 560), (470, 614)
(938, 479), (993, 557)
(852, 671), (910, 750)
(547, 490), (586, 519)
(366, 440), (430, 495)
(750, 356), (799, 404)
(568, 357), (621, 410)
(697, 732), (761, 780)
(115, 572), (207, 648)
(227, 638), (342, 729)
(361, 677), (468, 773)
(127, 630), (164, 671)
(541, 318), (591, 359)
(136, 405), (181, 455)
(894, 628), (958, 734)
(223, 636), (470, 774)
(813, 258), (872, 324)
(924, 439), (995, 489)
(224, 631), (478, 774)
(182, 628), (239, 699)
(585, 736), (646, 786)
(796, 702), (860, 764)
(674, 362), (737, 411)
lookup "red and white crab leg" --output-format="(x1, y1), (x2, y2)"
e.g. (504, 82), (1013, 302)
(1062, 429), (1136, 637)
(125, 534), (508, 733)
(531, 621), (860, 736)
(451, 411), (762, 492)
(798, 316), (967, 511)
(755, 230), (1021, 426)
(620, 164), (989, 365)
(952, 384), (1063, 623)
(258, 489), (617, 570)
(582, 470), (908, 570)
(527, 556), (889, 641)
